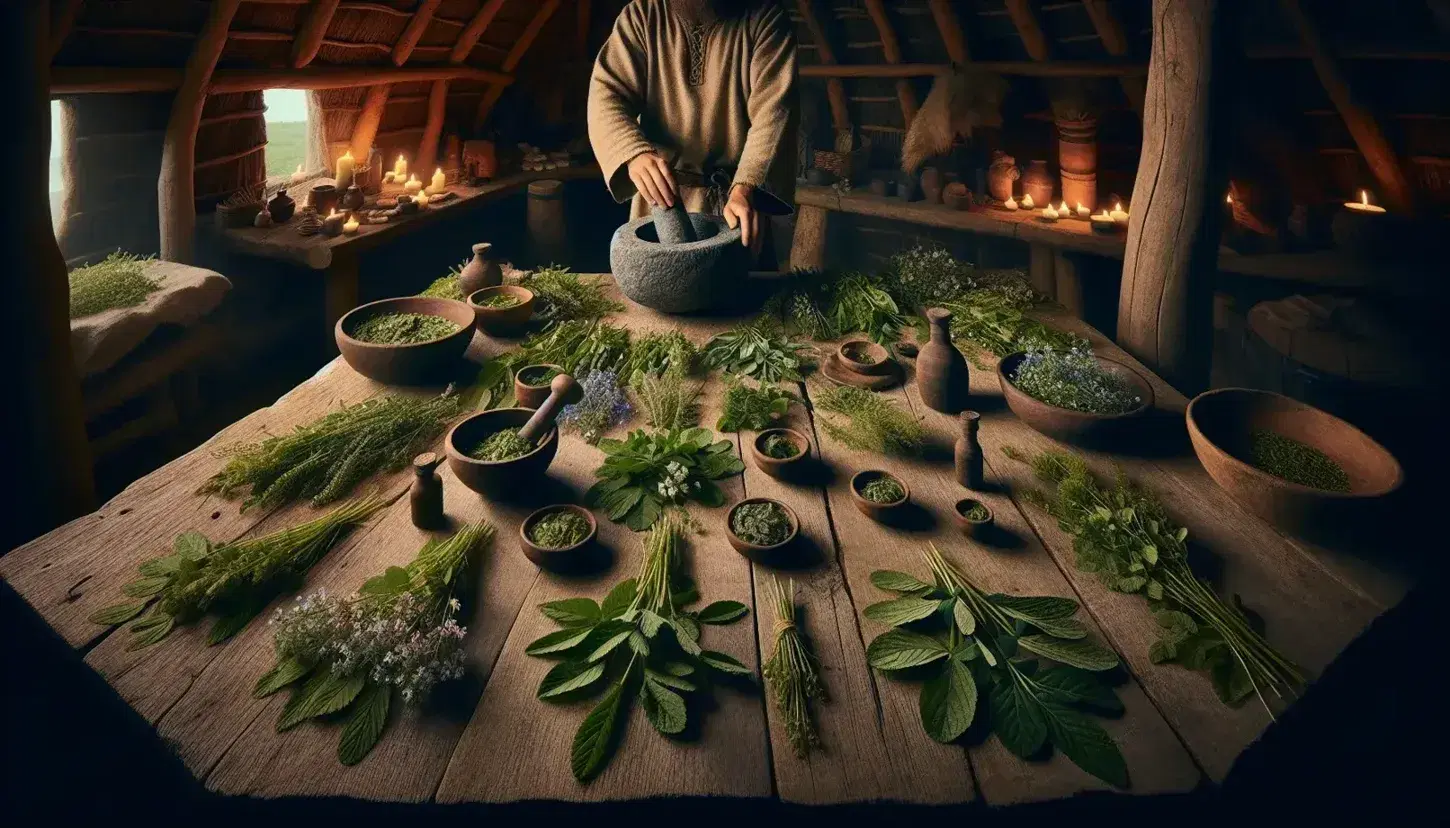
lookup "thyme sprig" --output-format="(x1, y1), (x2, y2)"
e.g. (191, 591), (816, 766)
(762, 576), (825, 756)
(810, 384), (923, 456)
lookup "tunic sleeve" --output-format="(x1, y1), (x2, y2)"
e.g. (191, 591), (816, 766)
(588, 5), (656, 204)
(732, 4), (797, 192)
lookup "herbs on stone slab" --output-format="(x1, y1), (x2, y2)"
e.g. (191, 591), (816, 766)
(762, 576), (825, 757)
(703, 317), (812, 383)
(559, 369), (634, 444)
(811, 384), (923, 456)
(716, 380), (799, 433)
(254, 521), (494, 765)
(525, 514), (753, 783)
(1011, 347), (1143, 415)
(587, 427), (745, 531)
(867, 543), (1129, 787)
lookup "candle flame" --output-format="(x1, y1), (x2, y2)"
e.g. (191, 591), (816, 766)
(1059, 202), (1068, 212)
(1114, 202), (1123, 211)
(341, 151), (353, 162)
(435, 167), (443, 176)
(1077, 202), (1085, 211)
(397, 154), (404, 164)
(1226, 193), (1233, 204)
(328, 209), (338, 218)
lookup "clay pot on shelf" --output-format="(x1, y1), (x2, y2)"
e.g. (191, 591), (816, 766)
(342, 184), (365, 212)
(514, 363), (564, 408)
(850, 470), (911, 524)
(335, 297), (476, 385)
(952, 498), (994, 540)
(987, 151), (1019, 202)
(519, 504), (598, 569)
(267, 190), (295, 223)
(1022, 160), (1054, 206)
(942, 182), (971, 211)
(894, 178), (920, 201)
(836, 339), (891, 376)
(997, 351), (1154, 446)
(750, 427), (811, 480)
(1057, 117), (1098, 213)
(725, 498), (800, 564)
(458, 242), (504, 296)
(920, 167), (945, 204)
(310, 184), (340, 216)
(917, 308), (971, 414)
(468, 285), (535, 335)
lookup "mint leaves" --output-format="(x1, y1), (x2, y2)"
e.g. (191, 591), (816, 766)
(586, 428), (745, 531)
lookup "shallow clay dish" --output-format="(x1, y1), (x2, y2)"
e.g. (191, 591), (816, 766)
(750, 428), (811, 480)
(952, 498), (995, 540)
(519, 504), (598, 569)
(445, 408), (559, 499)
(837, 339), (891, 376)
(997, 351), (1154, 445)
(514, 363), (563, 408)
(822, 353), (902, 391)
(1186, 388), (1402, 535)
(468, 285), (535, 334)
(335, 296), (475, 385)
(850, 470), (911, 522)
(725, 497), (800, 563)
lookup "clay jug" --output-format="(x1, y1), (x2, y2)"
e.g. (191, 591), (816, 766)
(918, 308), (970, 413)
(1022, 160), (1054, 207)
(458, 242), (503, 295)
(987, 151), (1019, 202)
(267, 190), (295, 222)
(410, 452), (444, 529)
(954, 411), (984, 489)
(920, 167), (945, 204)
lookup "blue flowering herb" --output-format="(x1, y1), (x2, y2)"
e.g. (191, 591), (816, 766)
(558, 369), (633, 444)
(1010, 347), (1142, 415)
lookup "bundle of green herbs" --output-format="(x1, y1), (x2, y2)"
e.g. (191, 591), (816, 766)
(811, 384), (923, 456)
(1005, 446), (1305, 714)
(624, 331), (700, 379)
(469, 427), (536, 461)
(867, 544), (1129, 787)
(764, 269), (907, 344)
(729, 501), (793, 546)
(938, 281), (1085, 368)
(68, 251), (160, 319)
(559, 369), (634, 444)
(525, 514), (753, 782)
(519, 320), (633, 377)
(587, 427), (745, 531)
(254, 520), (494, 765)
(703, 318), (812, 382)
(530, 510), (593, 549)
(716, 380), (798, 432)
(762, 576), (825, 756)
(631, 368), (702, 431)
(419, 261), (469, 300)
(1249, 431), (1350, 491)
(1010, 347), (1143, 414)
(90, 496), (390, 650)
(883, 246), (977, 311)
(519, 266), (623, 324)
(350, 312), (460, 345)
(202, 391), (463, 511)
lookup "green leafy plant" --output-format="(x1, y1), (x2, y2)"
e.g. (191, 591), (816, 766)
(519, 266), (623, 324)
(716, 381), (799, 432)
(728, 501), (792, 546)
(201, 392), (463, 511)
(90, 497), (390, 650)
(883, 246), (977, 311)
(1005, 446), (1305, 715)
(529, 510), (592, 549)
(811, 385), (923, 456)
(632, 369), (702, 431)
(587, 428), (745, 531)
(762, 576), (824, 757)
(765, 269), (907, 344)
(703, 318), (812, 383)
(624, 331), (700, 379)
(350, 313), (460, 345)
(254, 521), (494, 765)
(419, 262), (469, 300)
(68, 251), (160, 319)
(526, 514), (753, 782)
(518, 320), (632, 377)
(867, 544), (1129, 787)
(939, 285), (1086, 368)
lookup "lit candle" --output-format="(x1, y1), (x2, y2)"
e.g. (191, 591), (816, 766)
(1003, 196), (1018, 211)
(1075, 202), (1091, 219)
(289, 164), (307, 184)
(1343, 189), (1386, 214)
(403, 174), (422, 195)
(1110, 201), (1129, 223)
(342, 213), (360, 235)
(1090, 211), (1116, 232)
(414, 189), (430, 207)
(383, 171), (396, 184)
(335, 151), (355, 191)
(322, 209), (344, 236)
(428, 167), (447, 194)
(1041, 204), (1058, 221)
(393, 154), (408, 179)
(1021, 193), (1035, 210)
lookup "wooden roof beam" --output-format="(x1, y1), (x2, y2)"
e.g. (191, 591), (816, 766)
(392, 0), (441, 65)
(52, 64), (514, 93)
(451, 0), (508, 63)
(796, 0), (851, 131)
(292, 0), (341, 68)
(50, 0), (84, 58)
(1082, 0), (1144, 118)
(927, 0), (971, 63)
(800, 60), (1144, 78)
(474, 0), (561, 132)
(1005, 0), (1051, 62)
(862, 0), (918, 125)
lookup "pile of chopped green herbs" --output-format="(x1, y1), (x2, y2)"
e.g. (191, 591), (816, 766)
(730, 501), (793, 546)
(470, 427), (535, 461)
(717, 381), (798, 432)
(525, 514), (753, 782)
(632, 368), (701, 431)
(587, 427), (744, 531)
(90, 497), (389, 650)
(479, 293), (522, 309)
(1010, 347), (1143, 414)
(703, 318), (812, 383)
(959, 501), (990, 521)
(624, 331), (699, 379)
(518, 365), (562, 387)
(351, 313), (460, 345)
(760, 433), (800, 459)
(68, 251), (160, 319)
(762, 576), (825, 756)
(1249, 431), (1350, 491)
(883, 246), (977, 310)
(811, 385), (923, 456)
(419, 261), (468, 300)
(519, 266), (623, 324)
(859, 475), (906, 504)
(202, 392), (463, 510)
(529, 510), (592, 549)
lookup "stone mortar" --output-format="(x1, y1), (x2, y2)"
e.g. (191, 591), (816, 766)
(610, 212), (747, 312)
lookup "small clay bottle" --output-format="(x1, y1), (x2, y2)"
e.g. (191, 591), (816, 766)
(267, 189), (295, 222)
(954, 411), (984, 489)
(410, 452), (444, 529)
(457, 242), (504, 295)
(917, 308), (970, 413)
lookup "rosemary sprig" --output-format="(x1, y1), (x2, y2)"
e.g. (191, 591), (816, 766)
(519, 266), (624, 324)
(810, 384), (923, 456)
(762, 576), (825, 756)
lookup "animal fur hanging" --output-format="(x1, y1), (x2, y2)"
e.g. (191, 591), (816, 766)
(901, 66), (1008, 175)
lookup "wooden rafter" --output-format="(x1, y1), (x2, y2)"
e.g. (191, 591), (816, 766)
(800, 61), (1144, 78)
(416, 77), (448, 173)
(50, 0), (84, 57)
(927, 0), (971, 63)
(393, 0), (441, 65)
(1082, 0), (1144, 118)
(52, 64), (514, 93)
(451, 0), (508, 63)
(1005, 0), (1050, 62)
(353, 0), (442, 161)
(796, 0), (851, 131)
(474, 0), (561, 132)
(862, 0), (918, 125)
(292, 0), (342, 68)
(1277, 0), (1414, 213)
(577, 0), (592, 60)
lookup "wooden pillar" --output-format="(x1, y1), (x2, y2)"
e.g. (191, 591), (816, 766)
(158, 0), (243, 263)
(292, 0), (342, 69)
(789, 203), (829, 271)
(3, 0), (94, 550)
(1117, 0), (1230, 395)
(1053, 251), (1083, 318)
(1028, 243), (1056, 300)
(416, 79), (448, 175)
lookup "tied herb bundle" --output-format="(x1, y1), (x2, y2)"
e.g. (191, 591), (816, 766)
(716, 380), (798, 432)
(762, 576), (825, 756)
(526, 514), (753, 783)
(519, 266), (623, 324)
(703, 318), (812, 383)
(255, 521), (494, 765)
(765, 269), (907, 345)
(867, 544), (1129, 788)
(624, 331), (700, 380)
(1006, 447), (1305, 715)
(587, 428), (745, 531)
(632, 368), (702, 431)
(89, 497), (389, 650)
(69, 251), (160, 319)
(810, 384), (923, 456)
(201, 392), (463, 511)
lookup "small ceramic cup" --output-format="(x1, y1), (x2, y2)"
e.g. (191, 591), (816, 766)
(850, 470), (910, 523)
(725, 497), (800, 563)
(750, 428), (811, 480)
(836, 339), (891, 376)
(519, 504), (598, 569)
(952, 497), (994, 540)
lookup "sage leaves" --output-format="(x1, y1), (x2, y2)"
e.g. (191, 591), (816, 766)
(866, 545), (1130, 788)
(586, 427), (745, 531)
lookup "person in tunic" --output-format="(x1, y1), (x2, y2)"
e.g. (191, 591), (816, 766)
(587, 0), (798, 258)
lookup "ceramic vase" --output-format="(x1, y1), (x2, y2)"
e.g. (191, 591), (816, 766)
(267, 190), (295, 223)
(1022, 160), (1054, 207)
(920, 167), (945, 204)
(954, 410), (984, 489)
(458, 242), (504, 295)
(1057, 117), (1098, 212)
(918, 308), (970, 414)
(987, 152), (1019, 202)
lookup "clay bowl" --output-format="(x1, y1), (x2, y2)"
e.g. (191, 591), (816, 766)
(1186, 388), (1402, 535)
(514, 363), (563, 408)
(836, 339), (891, 376)
(952, 498), (995, 540)
(725, 497), (800, 563)
(335, 296), (476, 385)
(942, 182), (971, 211)
(468, 285), (535, 335)
(445, 408), (560, 499)
(750, 428), (811, 480)
(519, 504), (598, 569)
(997, 351), (1155, 446)
(850, 470), (911, 523)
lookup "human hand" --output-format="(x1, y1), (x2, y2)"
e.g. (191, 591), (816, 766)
(627, 152), (679, 208)
(723, 184), (762, 254)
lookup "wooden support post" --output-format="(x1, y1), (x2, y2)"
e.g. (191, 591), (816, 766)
(324, 249), (360, 349)
(450, 0), (506, 63)
(1278, 0), (1414, 213)
(349, 84), (389, 158)
(1082, 0), (1145, 118)
(474, 0), (561, 132)
(3, 0), (95, 550)
(862, 0), (918, 125)
(1005, 0), (1050, 61)
(796, 0), (851, 130)
(1053, 251), (1083, 319)
(1028, 243), (1057, 300)
(1117, 0), (1230, 394)
(789, 203), (830, 270)
(158, 0), (243, 263)
(393, 0), (440, 65)
(292, 0), (341, 68)
(577, 0), (592, 59)
(50, 0), (83, 58)
(928, 0), (971, 63)
(416, 79), (448, 175)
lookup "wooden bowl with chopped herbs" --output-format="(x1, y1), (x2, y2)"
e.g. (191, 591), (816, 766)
(750, 427), (811, 480)
(336, 296), (476, 385)
(1187, 388), (1402, 535)
(467, 285), (535, 335)
(445, 408), (559, 498)
(519, 504), (598, 568)
(997, 349), (1154, 446)
(836, 339), (891, 376)
(725, 497), (800, 563)
(514, 363), (564, 409)
(849, 470), (910, 523)
(952, 497), (994, 539)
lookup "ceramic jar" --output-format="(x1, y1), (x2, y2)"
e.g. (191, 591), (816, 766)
(987, 151), (1019, 202)
(458, 242), (504, 295)
(918, 308), (970, 414)
(342, 184), (364, 212)
(1022, 160), (1054, 207)
(920, 167), (945, 204)
(267, 190), (295, 223)
(1057, 117), (1099, 212)
(954, 410), (984, 489)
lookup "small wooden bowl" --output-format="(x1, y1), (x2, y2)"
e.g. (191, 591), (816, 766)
(335, 296), (475, 385)
(952, 498), (995, 539)
(519, 504), (598, 569)
(1187, 388), (1402, 535)
(850, 470), (910, 522)
(445, 408), (560, 499)
(725, 497), (800, 563)
(468, 285), (535, 334)
(750, 428), (811, 480)
(997, 351), (1154, 446)
(514, 363), (563, 409)
(837, 339), (891, 376)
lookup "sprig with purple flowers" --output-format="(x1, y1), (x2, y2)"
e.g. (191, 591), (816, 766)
(559, 369), (633, 444)
(1010, 346), (1143, 415)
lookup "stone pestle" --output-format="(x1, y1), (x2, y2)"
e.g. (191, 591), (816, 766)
(650, 201), (698, 244)
(517, 374), (580, 445)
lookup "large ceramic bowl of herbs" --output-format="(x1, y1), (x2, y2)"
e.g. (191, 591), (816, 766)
(997, 347), (1154, 445)
(1186, 388), (1402, 535)
(336, 296), (476, 384)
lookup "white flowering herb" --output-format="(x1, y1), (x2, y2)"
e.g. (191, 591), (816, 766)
(587, 427), (745, 531)
(1010, 347), (1143, 415)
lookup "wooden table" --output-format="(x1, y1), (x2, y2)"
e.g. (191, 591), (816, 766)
(0, 278), (1408, 805)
